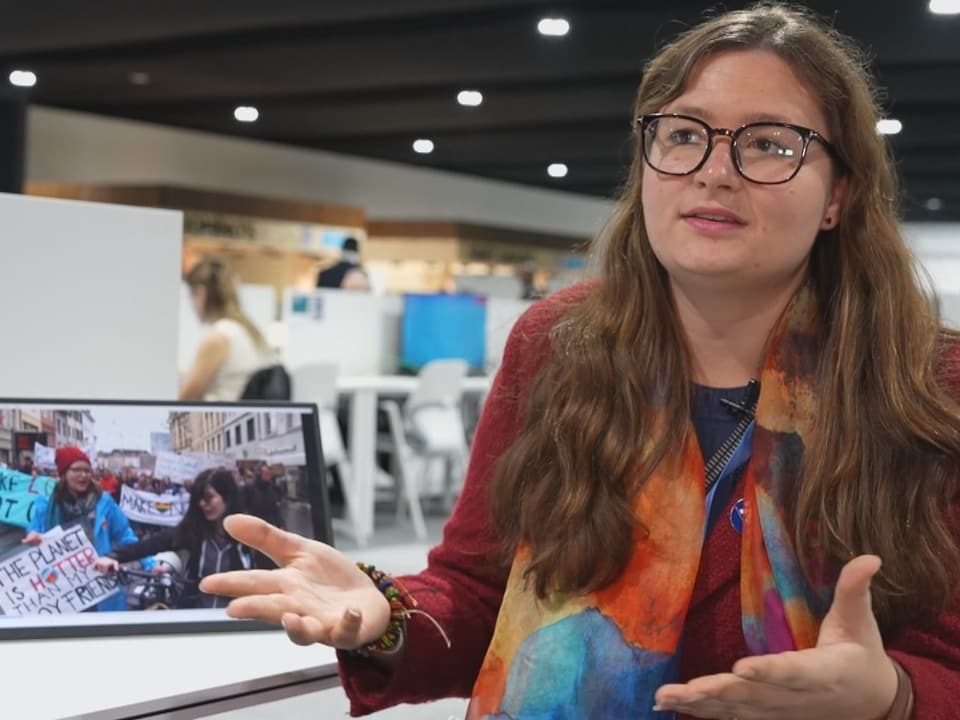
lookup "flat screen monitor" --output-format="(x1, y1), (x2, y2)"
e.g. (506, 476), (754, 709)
(0, 398), (331, 638)
(401, 293), (487, 371)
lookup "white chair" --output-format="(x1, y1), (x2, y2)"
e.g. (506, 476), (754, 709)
(379, 359), (470, 528)
(291, 363), (365, 546)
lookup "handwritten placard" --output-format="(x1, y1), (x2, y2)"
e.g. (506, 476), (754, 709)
(152, 451), (202, 483)
(0, 525), (121, 615)
(33, 442), (56, 469)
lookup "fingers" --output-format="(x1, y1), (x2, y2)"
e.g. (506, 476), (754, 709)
(732, 650), (826, 691)
(280, 613), (316, 646)
(225, 592), (304, 624)
(96, 558), (119, 573)
(835, 554), (881, 604)
(656, 673), (802, 717)
(329, 607), (364, 647)
(200, 569), (283, 598)
(281, 608), (364, 649)
(222, 514), (309, 566)
(818, 554), (884, 648)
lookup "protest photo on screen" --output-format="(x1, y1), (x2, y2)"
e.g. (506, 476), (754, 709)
(0, 400), (330, 636)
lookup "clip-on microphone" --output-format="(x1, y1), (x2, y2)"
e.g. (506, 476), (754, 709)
(719, 378), (760, 418)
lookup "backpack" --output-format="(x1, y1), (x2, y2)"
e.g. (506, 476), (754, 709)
(240, 364), (292, 401)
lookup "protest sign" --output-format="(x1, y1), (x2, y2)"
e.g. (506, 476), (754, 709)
(152, 451), (202, 483)
(0, 525), (121, 615)
(119, 485), (188, 527)
(33, 442), (56, 469)
(0, 468), (56, 529)
(185, 452), (235, 473)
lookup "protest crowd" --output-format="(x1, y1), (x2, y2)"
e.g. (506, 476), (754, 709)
(0, 446), (294, 615)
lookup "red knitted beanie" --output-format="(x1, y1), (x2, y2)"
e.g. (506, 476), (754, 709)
(55, 446), (91, 475)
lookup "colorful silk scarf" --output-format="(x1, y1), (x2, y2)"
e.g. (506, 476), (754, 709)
(467, 286), (832, 719)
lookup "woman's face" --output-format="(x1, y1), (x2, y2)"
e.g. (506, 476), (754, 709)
(64, 461), (94, 496)
(641, 49), (845, 296)
(198, 486), (226, 522)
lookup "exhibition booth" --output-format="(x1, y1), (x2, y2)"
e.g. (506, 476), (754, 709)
(2, 190), (960, 720)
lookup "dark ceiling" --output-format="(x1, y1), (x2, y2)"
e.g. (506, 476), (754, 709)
(3, 1), (959, 220)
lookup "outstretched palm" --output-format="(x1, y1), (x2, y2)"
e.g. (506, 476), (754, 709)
(200, 514), (390, 648)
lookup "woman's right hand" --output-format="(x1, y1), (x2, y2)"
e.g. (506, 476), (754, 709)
(199, 514), (391, 650)
(21, 531), (42, 546)
(94, 556), (120, 574)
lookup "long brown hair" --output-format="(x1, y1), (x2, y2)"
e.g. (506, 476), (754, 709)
(185, 258), (266, 350)
(489, 2), (960, 632)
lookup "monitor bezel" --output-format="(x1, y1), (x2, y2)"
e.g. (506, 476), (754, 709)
(0, 397), (333, 639)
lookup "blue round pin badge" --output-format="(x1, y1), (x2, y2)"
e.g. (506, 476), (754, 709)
(730, 498), (745, 534)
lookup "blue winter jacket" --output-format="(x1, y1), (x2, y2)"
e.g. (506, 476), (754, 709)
(29, 493), (156, 611)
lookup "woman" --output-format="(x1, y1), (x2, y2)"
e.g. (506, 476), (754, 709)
(179, 257), (274, 401)
(202, 5), (960, 719)
(23, 446), (155, 612)
(95, 468), (251, 609)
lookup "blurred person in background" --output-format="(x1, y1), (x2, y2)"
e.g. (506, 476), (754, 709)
(180, 257), (275, 401)
(317, 236), (367, 289)
(98, 467), (119, 501)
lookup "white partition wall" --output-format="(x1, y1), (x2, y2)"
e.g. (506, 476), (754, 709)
(455, 273), (523, 299)
(379, 293), (404, 370)
(0, 193), (182, 399)
(282, 289), (401, 375)
(486, 298), (534, 372)
(903, 222), (960, 329)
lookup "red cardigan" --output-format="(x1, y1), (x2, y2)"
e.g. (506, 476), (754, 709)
(339, 283), (960, 719)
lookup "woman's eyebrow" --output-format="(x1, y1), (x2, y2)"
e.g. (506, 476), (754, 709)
(664, 104), (795, 125)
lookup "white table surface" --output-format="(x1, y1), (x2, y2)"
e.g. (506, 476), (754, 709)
(1, 624), (338, 719)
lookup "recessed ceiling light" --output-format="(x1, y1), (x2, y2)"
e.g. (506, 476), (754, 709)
(876, 118), (902, 135)
(234, 105), (259, 123)
(537, 17), (571, 36)
(412, 138), (435, 154)
(929, 0), (960, 15)
(547, 163), (568, 178)
(128, 71), (151, 86)
(457, 90), (483, 107)
(926, 197), (944, 211)
(9, 70), (36, 88)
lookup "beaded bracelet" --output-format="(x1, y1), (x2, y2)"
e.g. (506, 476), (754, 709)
(355, 562), (451, 657)
(356, 562), (415, 655)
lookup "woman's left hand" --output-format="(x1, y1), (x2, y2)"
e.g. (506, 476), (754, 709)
(654, 555), (899, 719)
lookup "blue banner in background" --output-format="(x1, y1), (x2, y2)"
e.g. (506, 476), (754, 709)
(0, 468), (56, 529)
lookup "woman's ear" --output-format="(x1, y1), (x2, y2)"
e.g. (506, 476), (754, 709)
(821, 175), (848, 231)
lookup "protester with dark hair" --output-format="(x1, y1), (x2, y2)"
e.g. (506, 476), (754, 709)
(204, 5), (960, 718)
(95, 468), (251, 608)
(23, 446), (154, 611)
